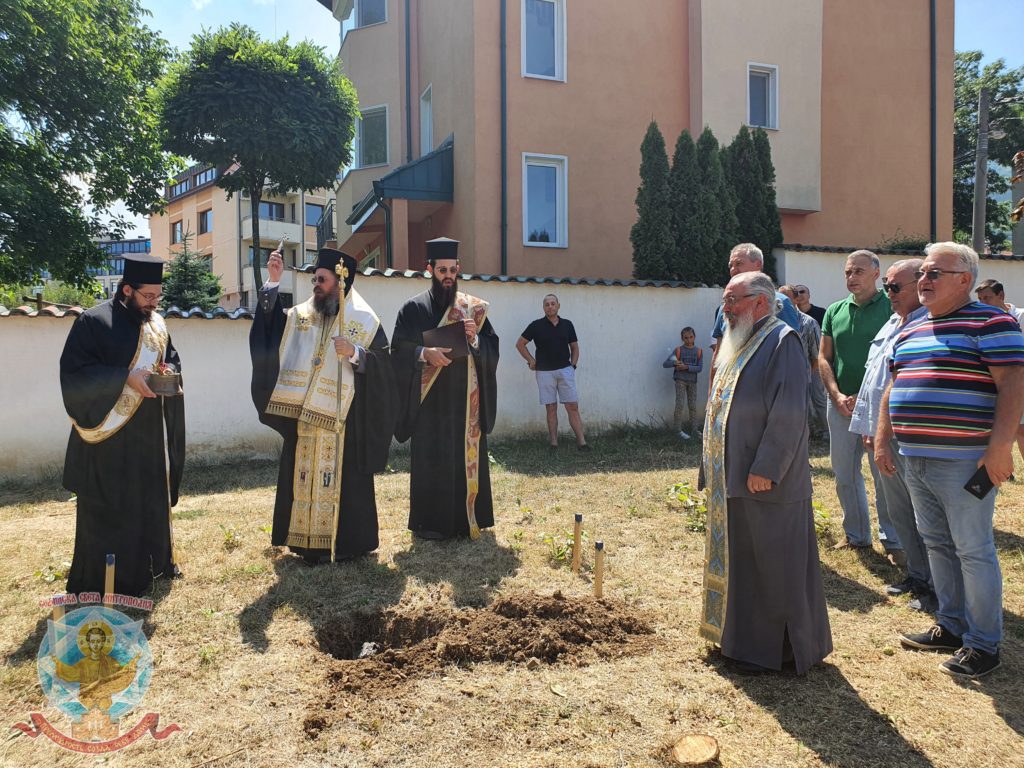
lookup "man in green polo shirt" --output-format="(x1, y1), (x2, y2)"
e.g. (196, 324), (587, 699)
(819, 249), (902, 557)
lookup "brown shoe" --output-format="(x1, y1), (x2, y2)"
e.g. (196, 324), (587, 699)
(832, 538), (871, 551)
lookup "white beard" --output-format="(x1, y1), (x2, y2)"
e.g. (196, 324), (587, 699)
(716, 312), (755, 371)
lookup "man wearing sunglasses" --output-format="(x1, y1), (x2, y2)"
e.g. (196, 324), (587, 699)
(819, 249), (901, 559)
(849, 259), (935, 612)
(793, 284), (826, 330)
(392, 237), (500, 540)
(878, 242), (1024, 678)
(59, 253), (185, 597)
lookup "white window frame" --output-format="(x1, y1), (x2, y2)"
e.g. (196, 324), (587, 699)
(746, 62), (779, 130)
(522, 152), (568, 249)
(521, 0), (566, 82)
(419, 84), (433, 157)
(356, 0), (387, 28)
(354, 104), (389, 169)
(360, 245), (381, 269)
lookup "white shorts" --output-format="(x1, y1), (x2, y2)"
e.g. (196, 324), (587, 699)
(536, 366), (578, 405)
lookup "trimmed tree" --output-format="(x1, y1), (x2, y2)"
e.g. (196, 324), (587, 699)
(156, 24), (358, 291)
(752, 128), (783, 277)
(694, 128), (739, 285)
(668, 129), (702, 281)
(0, 0), (175, 287)
(723, 126), (781, 280)
(630, 122), (675, 279)
(161, 232), (223, 312)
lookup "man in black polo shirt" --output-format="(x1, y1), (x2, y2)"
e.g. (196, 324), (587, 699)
(515, 294), (589, 451)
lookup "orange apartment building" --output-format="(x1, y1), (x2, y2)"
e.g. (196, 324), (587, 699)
(313, 0), (954, 278)
(149, 164), (330, 309)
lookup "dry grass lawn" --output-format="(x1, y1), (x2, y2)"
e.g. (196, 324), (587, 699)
(1, 428), (1022, 767)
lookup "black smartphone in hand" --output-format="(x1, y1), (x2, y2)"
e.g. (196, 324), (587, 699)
(964, 465), (995, 500)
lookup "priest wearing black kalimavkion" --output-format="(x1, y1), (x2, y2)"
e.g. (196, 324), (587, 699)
(59, 253), (184, 598)
(249, 247), (396, 563)
(392, 237), (499, 540)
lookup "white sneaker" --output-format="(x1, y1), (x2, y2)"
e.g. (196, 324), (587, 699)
(678, 431), (691, 440)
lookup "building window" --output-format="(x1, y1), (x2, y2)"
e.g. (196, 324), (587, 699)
(523, 0), (565, 81)
(356, 106), (388, 168)
(522, 153), (567, 248)
(258, 201), (286, 221)
(247, 246), (273, 265)
(198, 209), (213, 235)
(305, 249), (318, 265)
(169, 178), (190, 198)
(360, 246), (381, 269)
(305, 203), (325, 225)
(358, 0), (386, 26)
(194, 167), (216, 187)
(747, 63), (778, 130)
(419, 85), (433, 156)
(171, 220), (184, 244)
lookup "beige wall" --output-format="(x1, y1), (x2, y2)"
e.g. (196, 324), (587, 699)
(693, 0), (823, 214)
(783, 0), (954, 246)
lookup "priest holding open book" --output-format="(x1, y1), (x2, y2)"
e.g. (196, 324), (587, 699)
(392, 237), (500, 540)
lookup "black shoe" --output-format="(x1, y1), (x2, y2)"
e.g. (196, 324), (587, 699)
(726, 657), (773, 675)
(548, 444), (558, 453)
(908, 584), (938, 613)
(940, 647), (1000, 678)
(886, 576), (916, 596)
(577, 443), (591, 452)
(900, 624), (962, 651)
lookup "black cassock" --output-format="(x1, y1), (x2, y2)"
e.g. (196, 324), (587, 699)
(392, 289), (499, 538)
(249, 287), (396, 561)
(60, 300), (184, 597)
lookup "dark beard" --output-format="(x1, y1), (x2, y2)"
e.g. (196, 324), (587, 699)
(314, 292), (340, 318)
(122, 294), (152, 325)
(430, 274), (457, 311)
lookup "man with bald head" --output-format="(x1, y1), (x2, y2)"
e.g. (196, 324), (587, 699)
(699, 271), (832, 675)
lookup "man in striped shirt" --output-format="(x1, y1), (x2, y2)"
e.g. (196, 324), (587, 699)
(875, 242), (1024, 678)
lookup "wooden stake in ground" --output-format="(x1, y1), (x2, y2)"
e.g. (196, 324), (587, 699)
(594, 541), (605, 597)
(671, 734), (720, 766)
(104, 553), (115, 597)
(572, 513), (583, 573)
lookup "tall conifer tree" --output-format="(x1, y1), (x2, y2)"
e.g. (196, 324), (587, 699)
(669, 130), (701, 281)
(694, 128), (738, 285)
(630, 121), (674, 279)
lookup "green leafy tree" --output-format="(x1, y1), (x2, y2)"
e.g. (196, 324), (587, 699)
(630, 122), (674, 280)
(0, 280), (99, 309)
(668, 130), (702, 280)
(157, 24), (359, 291)
(953, 51), (1024, 249)
(694, 128), (739, 285)
(161, 232), (223, 312)
(0, 0), (175, 287)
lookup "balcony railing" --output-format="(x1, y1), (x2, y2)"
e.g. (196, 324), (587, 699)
(316, 200), (336, 250)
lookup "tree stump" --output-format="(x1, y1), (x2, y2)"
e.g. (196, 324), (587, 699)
(671, 734), (720, 766)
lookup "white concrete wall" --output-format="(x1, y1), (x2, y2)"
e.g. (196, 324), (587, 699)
(776, 248), (1024, 310)
(0, 276), (721, 479)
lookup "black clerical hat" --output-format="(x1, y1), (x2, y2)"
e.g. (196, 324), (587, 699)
(426, 237), (459, 263)
(315, 247), (358, 295)
(123, 254), (165, 285)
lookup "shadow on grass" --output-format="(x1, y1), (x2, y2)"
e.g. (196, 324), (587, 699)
(722, 660), (935, 767)
(178, 457), (279, 496)
(489, 426), (702, 478)
(820, 564), (888, 613)
(973, 608), (1024, 737)
(995, 528), (1024, 555)
(3, 575), (176, 665)
(392, 530), (521, 608)
(238, 553), (408, 653)
(0, 475), (72, 507)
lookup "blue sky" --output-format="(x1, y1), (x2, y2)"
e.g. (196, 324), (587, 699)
(118, 0), (1022, 237)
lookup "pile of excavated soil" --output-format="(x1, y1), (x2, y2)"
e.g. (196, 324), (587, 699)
(304, 591), (656, 738)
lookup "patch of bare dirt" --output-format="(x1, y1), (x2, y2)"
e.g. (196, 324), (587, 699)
(304, 591), (655, 738)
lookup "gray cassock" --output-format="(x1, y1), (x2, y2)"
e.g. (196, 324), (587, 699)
(720, 322), (832, 674)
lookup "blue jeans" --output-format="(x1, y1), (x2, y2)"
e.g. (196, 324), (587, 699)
(827, 401), (900, 549)
(877, 439), (932, 585)
(902, 455), (1002, 653)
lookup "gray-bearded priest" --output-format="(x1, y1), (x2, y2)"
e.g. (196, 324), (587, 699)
(59, 253), (184, 597)
(699, 271), (832, 675)
(249, 247), (396, 563)
(392, 237), (499, 540)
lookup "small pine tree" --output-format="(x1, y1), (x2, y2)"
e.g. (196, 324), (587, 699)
(162, 231), (223, 311)
(630, 121), (675, 280)
(723, 126), (774, 277)
(669, 130), (702, 281)
(694, 128), (739, 285)
(752, 128), (784, 277)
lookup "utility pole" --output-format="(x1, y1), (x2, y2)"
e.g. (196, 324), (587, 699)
(972, 87), (991, 253)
